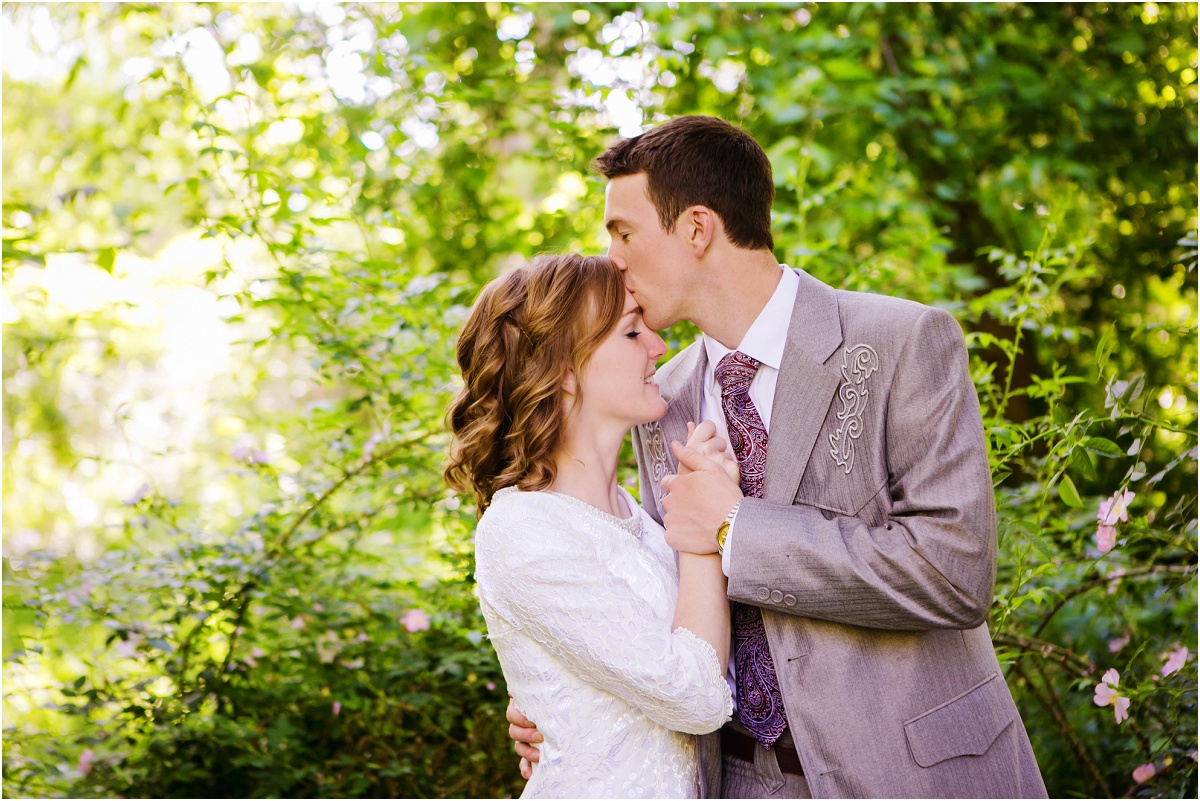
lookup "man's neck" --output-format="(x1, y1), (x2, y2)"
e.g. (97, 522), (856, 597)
(690, 249), (783, 350)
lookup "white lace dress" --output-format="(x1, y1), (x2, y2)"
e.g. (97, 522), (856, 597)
(475, 487), (733, 798)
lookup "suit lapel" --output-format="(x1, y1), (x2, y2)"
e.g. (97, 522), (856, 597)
(761, 270), (844, 503)
(659, 341), (705, 463)
(642, 340), (705, 515)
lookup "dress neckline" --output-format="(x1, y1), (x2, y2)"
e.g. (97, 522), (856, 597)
(494, 486), (644, 539)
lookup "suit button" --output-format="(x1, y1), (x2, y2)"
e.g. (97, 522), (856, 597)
(770, 590), (784, 604)
(757, 587), (770, 601)
(783, 594), (797, 607)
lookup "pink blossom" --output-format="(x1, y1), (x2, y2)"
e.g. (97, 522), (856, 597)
(486, 682), (497, 691)
(1161, 644), (1189, 677)
(1108, 634), (1130, 653)
(1132, 762), (1156, 784)
(313, 603), (325, 613)
(1106, 567), (1126, 595)
(251, 646), (265, 658)
(231, 444), (251, 461)
(250, 449), (270, 465)
(1093, 668), (1131, 724)
(401, 608), (431, 632)
(1113, 696), (1130, 723)
(332, 701), (341, 716)
(113, 634), (142, 658)
(1096, 523), (1118, 553)
(290, 616), (306, 629)
(1098, 489), (1135, 525)
(78, 748), (96, 774)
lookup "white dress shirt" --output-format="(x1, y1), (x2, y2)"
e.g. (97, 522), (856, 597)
(698, 265), (799, 575)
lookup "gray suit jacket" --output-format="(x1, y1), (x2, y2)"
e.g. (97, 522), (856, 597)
(632, 270), (1047, 798)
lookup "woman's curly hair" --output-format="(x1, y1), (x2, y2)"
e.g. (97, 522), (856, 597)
(444, 254), (626, 515)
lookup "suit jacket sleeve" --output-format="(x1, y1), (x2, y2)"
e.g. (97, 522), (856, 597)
(727, 307), (998, 631)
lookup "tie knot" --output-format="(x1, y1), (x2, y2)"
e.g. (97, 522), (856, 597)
(715, 351), (760, 396)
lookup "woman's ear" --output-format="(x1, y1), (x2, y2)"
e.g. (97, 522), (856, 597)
(562, 369), (578, 397)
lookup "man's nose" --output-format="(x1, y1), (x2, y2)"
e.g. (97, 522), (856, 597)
(606, 241), (624, 267)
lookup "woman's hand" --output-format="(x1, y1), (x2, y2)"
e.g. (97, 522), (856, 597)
(678, 421), (740, 485)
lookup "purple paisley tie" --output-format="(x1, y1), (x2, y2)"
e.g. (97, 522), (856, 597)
(715, 351), (788, 749)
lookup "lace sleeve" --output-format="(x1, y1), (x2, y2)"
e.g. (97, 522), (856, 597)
(476, 502), (732, 735)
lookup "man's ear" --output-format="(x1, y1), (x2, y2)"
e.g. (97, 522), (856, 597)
(683, 205), (716, 257)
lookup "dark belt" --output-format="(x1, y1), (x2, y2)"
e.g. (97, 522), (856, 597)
(721, 726), (805, 776)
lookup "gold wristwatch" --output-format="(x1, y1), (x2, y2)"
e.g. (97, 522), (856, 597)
(716, 501), (742, 554)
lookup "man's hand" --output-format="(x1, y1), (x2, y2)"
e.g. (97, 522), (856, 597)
(506, 696), (541, 779)
(661, 438), (744, 555)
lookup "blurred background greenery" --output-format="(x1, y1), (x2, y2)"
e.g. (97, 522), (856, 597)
(2, 2), (1196, 797)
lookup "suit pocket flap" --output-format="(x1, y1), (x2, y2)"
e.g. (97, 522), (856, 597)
(903, 673), (1015, 768)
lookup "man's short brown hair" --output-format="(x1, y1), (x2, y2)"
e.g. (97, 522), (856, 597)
(593, 115), (774, 251)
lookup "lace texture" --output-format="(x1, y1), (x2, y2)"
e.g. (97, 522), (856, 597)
(476, 487), (733, 798)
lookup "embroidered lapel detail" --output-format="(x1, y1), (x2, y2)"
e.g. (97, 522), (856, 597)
(642, 340), (705, 514)
(762, 270), (843, 503)
(642, 420), (670, 485)
(829, 344), (880, 475)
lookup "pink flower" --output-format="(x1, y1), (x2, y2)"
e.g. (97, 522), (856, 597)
(1093, 668), (1131, 724)
(290, 616), (306, 629)
(1108, 634), (1130, 653)
(1106, 566), (1126, 595)
(401, 608), (431, 632)
(1098, 489), (1135, 525)
(250, 449), (270, 465)
(231, 444), (251, 461)
(78, 748), (96, 774)
(486, 682), (496, 691)
(1162, 644), (1189, 677)
(1113, 696), (1130, 723)
(113, 634), (142, 658)
(1096, 523), (1118, 553)
(1132, 762), (1156, 784)
(332, 701), (341, 716)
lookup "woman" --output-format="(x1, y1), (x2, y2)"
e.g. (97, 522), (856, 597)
(445, 254), (734, 797)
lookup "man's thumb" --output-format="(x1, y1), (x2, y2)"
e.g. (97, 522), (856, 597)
(670, 439), (712, 472)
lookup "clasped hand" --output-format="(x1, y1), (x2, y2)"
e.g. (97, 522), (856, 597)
(660, 421), (743, 555)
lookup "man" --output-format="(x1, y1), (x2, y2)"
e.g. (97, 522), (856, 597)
(508, 115), (1046, 798)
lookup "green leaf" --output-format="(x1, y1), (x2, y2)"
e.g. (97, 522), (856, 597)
(1057, 474), (1084, 508)
(96, 247), (116, 274)
(1082, 437), (1124, 458)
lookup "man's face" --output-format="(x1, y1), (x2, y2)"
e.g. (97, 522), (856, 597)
(603, 173), (692, 331)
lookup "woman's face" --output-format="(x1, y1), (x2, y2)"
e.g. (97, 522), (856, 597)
(574, 289), (669, 429)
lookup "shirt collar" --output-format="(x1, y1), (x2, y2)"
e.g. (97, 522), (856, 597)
(702, 265), (799, 371)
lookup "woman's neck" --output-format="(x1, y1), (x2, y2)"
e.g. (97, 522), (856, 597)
(550, 420), (630, 518)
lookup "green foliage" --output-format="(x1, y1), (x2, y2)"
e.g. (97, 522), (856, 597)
(3, 2), (1196, 798)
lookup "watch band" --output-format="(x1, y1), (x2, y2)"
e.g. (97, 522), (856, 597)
(716, 500), (742, 554)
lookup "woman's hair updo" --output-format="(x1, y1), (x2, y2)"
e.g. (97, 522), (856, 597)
(444, 254), (626, 515)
